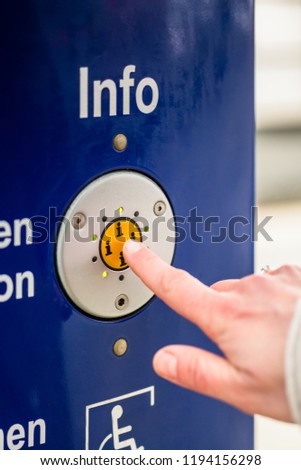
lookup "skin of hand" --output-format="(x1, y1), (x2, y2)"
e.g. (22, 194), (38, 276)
(123, 239), (301, 422)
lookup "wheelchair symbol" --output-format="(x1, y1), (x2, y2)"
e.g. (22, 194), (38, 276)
(85, 386), (155, 450)
(99, 404), (144, 450)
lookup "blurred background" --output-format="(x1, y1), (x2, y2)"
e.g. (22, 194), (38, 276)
(255, 0), (301, 449)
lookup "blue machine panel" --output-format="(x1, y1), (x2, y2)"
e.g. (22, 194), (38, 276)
(0, 1), (254, 449)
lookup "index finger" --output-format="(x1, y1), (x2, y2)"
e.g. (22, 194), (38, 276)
(123, 240), (227, 338)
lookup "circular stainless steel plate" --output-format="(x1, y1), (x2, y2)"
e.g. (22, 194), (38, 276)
(56, 171), (175, 320)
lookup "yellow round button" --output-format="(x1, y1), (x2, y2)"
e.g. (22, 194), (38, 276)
(99, 218), (142, 271)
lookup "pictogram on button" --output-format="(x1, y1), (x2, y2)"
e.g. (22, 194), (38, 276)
(99, 218), (142, 271)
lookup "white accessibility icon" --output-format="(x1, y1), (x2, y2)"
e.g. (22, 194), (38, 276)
(99, 404), (144, 450)
(85, 386), (155, 450)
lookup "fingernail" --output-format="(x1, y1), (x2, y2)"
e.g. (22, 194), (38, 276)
(154, 350), (177, 380)
(124, 239), (142, 254)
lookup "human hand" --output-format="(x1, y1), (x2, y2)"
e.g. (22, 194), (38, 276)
(124, 240), (301, 422)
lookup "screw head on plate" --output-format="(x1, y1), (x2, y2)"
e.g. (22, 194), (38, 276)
(154, 201), (166, 216)
(113, 134), (128, 152)
(115, 294), (129, 310)
(113, 338), (128, 357)
(72, 213), (86, 229)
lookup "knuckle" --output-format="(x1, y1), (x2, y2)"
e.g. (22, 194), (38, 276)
(251, 273), (265, 284)
(273, 264), (292, 275)
(218, 294), (244, 322)
(282, 264), (295, 272)
(239, 273), (269, 291)
(279, 264), (301, 275)
(269, 264), (301, 284)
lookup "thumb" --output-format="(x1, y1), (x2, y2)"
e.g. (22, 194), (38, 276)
(153, 345), (242, 408)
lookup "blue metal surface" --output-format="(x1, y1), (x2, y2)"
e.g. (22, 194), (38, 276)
(0, 0), (254, 449)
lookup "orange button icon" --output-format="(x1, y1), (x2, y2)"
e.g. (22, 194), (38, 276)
(99, 218), (142, 271)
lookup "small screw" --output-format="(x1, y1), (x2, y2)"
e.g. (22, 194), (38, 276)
(134, 211), (139, 217)
(72, 212), (86, 229)
(119, 275), (125, 281)
(113, 338), (128, 357)
(115, 294), (129, 311)
(92, 256), (98, 263)
(154, 201), (166, 216)
(113, 134), (127, 152)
